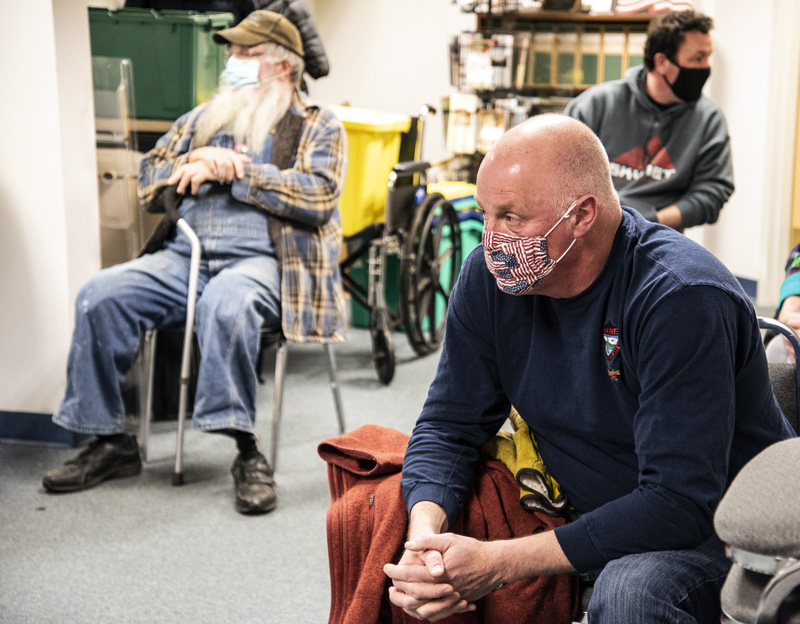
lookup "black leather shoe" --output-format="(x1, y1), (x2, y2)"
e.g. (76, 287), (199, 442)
(231, 452), (277, 514)
(42, 434), (142, 493)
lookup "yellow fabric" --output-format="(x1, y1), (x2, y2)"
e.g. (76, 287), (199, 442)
(482, 407), (569, 516)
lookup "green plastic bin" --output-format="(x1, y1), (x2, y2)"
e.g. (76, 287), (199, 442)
(88, 8), (233, 120)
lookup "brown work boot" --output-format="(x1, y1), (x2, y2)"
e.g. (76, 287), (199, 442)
(231, 452), (277, 514)
(42, 434), (142, 493)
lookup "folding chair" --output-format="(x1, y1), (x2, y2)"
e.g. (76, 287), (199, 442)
(256, 327), (345, 472)
(137, 186), (345, 485)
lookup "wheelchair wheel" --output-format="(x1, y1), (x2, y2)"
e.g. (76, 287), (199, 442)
(370, 307), (396, 385)
(400, 193), (462, 356)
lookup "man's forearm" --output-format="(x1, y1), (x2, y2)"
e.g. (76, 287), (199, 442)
(406, 501), (574, 583)
(493, 530), (576, 583)
(407, 501), (449, 540)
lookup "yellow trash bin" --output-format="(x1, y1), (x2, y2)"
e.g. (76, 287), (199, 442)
(330, 105), (412, 238)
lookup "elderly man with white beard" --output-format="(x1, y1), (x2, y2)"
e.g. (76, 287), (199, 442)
(42, 10), (347, 515)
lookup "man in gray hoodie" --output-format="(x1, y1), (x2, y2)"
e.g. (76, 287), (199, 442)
(564, 10), (733, 231)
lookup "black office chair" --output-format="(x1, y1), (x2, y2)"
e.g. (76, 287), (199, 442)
(714, 317), (800, 624)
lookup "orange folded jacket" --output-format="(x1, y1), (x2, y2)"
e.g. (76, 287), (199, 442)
(318, 424), (578, 624)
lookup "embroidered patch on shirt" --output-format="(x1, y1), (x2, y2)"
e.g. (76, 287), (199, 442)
(603, 323), (621, 381)
(604, 324), (620, 360)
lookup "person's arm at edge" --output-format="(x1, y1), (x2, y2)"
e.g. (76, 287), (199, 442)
(656, 205), (683, 229)
(778, 295), (800, 326)
(778, 243), (800, 315)
(670, 110), (734, 228)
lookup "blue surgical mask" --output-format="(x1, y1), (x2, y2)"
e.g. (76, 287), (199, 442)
(221, 56), (260, 89)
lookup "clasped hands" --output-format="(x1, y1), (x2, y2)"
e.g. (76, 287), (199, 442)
(168, 146), (252, 195)
(383, 533), (502, 621)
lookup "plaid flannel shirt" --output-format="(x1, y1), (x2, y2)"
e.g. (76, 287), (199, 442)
(138, 91), (348, 343)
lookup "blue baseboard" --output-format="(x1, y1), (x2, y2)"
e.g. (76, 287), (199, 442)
(0, 411), (91, 448)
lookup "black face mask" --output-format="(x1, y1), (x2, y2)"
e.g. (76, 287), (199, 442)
(665, 60), (710, 102)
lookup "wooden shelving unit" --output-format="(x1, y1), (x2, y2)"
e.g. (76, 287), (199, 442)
(445, 7), (655, 157)
(471, 10), (654, 97)
(476, 9), (652, 27)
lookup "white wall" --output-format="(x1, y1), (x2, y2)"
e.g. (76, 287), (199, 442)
(308, 0), (800, 307)
(697, 0), (800, 306)
(307, 0), (474, 162)
(0, 1), (99, 414)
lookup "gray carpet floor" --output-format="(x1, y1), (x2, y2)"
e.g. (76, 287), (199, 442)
(0, 327), (440, 624)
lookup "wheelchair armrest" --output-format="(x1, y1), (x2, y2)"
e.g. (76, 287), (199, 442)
(392, 160), (431, 177)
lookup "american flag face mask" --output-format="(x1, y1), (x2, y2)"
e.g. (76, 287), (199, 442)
(482, 200), (579, 295)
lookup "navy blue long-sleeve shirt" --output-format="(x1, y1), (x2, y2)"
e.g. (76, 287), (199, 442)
(401, 208), (794, 573)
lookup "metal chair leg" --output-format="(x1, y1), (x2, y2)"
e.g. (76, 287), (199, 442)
(323, 344), (346, 434)
(270, 337), (288, 471)
(138, 329), (158, 463)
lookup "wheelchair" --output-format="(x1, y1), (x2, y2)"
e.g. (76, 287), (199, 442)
(337, 105), (466, 385)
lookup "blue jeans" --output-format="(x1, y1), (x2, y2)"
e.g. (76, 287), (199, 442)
(585, 534), (731, 623)
(54, 245), (281, 435)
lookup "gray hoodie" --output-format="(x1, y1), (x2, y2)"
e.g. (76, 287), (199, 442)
(564, 66), (734, 228)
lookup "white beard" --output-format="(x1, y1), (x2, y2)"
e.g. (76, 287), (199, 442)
(193, 80), (293, 151)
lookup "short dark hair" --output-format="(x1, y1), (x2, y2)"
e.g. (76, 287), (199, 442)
(643, 10), (714, 71)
